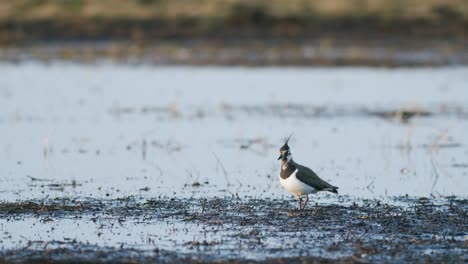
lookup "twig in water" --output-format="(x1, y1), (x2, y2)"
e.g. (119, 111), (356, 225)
(213, 152), (231, 186)
(201, 199), (207, 214)
(43, 136), (49, 160)
(142, 139), (147, 160)
(429, 153), (440, 195)
(429, 125), (453, 194)
(366, 177), (375, 194)
(27, 175), (52, 182)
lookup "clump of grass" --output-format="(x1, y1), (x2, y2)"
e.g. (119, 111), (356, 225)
(0, 201), (85, 213)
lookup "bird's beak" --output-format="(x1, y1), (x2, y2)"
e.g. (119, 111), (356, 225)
(277, 154), (282, 160)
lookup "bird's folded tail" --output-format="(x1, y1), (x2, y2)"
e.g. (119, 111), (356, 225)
(324, 185), (339, 194)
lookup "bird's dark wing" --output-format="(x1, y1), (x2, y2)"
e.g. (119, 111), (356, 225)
(295, 163), (338, 193)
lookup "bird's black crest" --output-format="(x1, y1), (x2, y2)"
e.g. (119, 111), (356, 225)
(280, 143), (289, 151)
(280, 133), (293, 151)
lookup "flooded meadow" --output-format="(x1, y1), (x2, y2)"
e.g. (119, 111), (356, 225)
(0, 63), (467, 262)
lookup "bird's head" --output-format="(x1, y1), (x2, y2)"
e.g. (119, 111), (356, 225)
(278, 133), (293, 162)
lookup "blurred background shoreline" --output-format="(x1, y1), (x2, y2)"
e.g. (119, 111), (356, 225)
(1, 0), (467, 66)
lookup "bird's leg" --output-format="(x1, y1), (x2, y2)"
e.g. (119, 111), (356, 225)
(301, 195), (309, 210)
(297, 196), (302, 210)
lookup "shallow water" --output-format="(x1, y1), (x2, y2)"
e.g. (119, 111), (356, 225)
(1, 63), (468, 260)
(1, 63), (468, 202)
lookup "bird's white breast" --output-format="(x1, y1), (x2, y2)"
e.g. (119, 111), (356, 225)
(279, 169), (317, 196)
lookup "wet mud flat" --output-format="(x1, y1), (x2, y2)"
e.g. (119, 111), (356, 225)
(0, 196), (466, 263)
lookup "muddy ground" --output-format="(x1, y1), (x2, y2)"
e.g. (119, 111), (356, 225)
(0, 196), (466, 263)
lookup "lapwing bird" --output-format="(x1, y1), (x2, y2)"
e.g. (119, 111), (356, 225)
(278, 136), (338, 210)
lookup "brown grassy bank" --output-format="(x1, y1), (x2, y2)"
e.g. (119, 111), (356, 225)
(1, 0), (468, 44)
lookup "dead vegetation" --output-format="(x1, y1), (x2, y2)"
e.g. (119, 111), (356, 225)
(0, 201), (87, 213)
